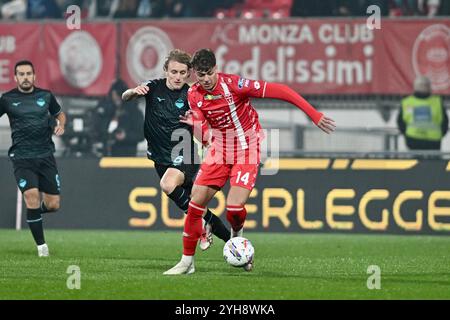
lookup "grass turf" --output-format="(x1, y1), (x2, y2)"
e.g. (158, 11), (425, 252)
(0, 229), (449, 300)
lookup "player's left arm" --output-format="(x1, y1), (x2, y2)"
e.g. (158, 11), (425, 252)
(264, 82), (335, 134)
(0, 96), (5, 118)
(49, 93), (66, 136)
(241, 78), (336, 134)
(54, 112), (66, 136)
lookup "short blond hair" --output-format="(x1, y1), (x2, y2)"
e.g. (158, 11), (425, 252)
(163, 49), (192, 71)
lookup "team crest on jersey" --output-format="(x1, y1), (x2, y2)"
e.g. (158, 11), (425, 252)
(175, 98), (184, 109)
(197, 101), (203, 108)
(36, 98), (46, 107)
(172, 155), (183, 166)
(19, 179), (27, 189)
(204, 94), (222, 100)
(225, 92), (234, 105)
(254, 81), (261, 90)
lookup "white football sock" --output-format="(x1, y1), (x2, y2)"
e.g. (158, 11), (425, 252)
(181, 255), (193, 265)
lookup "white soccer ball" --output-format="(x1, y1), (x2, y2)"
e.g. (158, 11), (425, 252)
(223, 237), (255, 267)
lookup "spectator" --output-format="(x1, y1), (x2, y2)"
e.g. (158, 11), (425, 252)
(390, 0), (418, 16)
(418, 0), (440, 17)
(363, 0), (390, 15)
(437, 0), (449, 15)
(113, 0), (138, 18)
(27, 0), (62, 19)
(291, 0), (334, 16)
(137, 0), (152, 17)
(150, 0), (190, 18)
(92, 79), (144, 157)
(397, 76), (448, 150)
(1, 0), (26, 19)
(86, 0), (119, 18)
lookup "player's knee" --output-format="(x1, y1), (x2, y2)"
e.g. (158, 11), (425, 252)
(46, 199), (60, 212)
(160, 179), (177, 194)
(23, 192), (40, 208)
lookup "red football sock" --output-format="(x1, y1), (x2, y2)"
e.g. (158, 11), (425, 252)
(226, 205), (247, 232)
(183, 201), (205, 256)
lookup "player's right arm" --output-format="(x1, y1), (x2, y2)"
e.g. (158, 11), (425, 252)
(122, 85), (149, 101)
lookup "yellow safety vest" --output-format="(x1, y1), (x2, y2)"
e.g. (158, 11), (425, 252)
(401, 95), (443, 141)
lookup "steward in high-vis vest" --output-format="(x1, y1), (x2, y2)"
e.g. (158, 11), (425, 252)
(397, 76), (448, 150)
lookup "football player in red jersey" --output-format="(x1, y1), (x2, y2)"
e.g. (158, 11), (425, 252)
(164, 48), (335, 275)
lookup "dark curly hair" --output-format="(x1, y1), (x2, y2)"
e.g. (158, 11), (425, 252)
(191, 48), (216, 72)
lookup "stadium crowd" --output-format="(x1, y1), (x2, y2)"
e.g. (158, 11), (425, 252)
(0, 0), (449, 20)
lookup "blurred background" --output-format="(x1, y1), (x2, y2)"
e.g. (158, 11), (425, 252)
(0, 0), (449, 159)
(0, 1), (450, 233)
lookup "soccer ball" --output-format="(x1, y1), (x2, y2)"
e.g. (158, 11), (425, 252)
(223, 237), (255, 267)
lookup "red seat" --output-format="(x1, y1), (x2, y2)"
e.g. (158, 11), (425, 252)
(241, 9), (265, 19)
(270, 8), (290, 19)
(244, 0), (292, 10)
(215, 8), (239, 19)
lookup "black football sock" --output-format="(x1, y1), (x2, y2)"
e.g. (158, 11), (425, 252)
(205, 209), (231, 243)
(167, 186), (190, 212)
(26, 208), (45, 246)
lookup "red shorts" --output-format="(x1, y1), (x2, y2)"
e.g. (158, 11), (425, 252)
(194, 144), (260, 191)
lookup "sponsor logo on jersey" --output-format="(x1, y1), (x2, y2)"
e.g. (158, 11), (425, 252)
(19, 179), (27, 189)
(238, 77), (245, 89)
(208, 110), (225, 114)
(175, 98), (184, 109)
(204, 94), (222, 100)
(254, 81), (261, 90)
(156, 97), (165, 102)
(244, 79), (250, 87)
(12, 102), (21, 107)
(36, 98), (46, 107)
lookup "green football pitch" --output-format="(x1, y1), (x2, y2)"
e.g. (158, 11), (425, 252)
(0, 229), (449, 300)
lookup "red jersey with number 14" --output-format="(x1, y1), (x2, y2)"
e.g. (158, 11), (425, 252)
(188, 73), (267, 153)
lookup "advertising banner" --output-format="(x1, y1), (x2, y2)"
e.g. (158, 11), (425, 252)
(43, 23), (117, 95)
(1, 19), (448, 95)
(120, 19), (450, 95)
(0, 24), (43, 92)
(1, 157), (449, 235)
